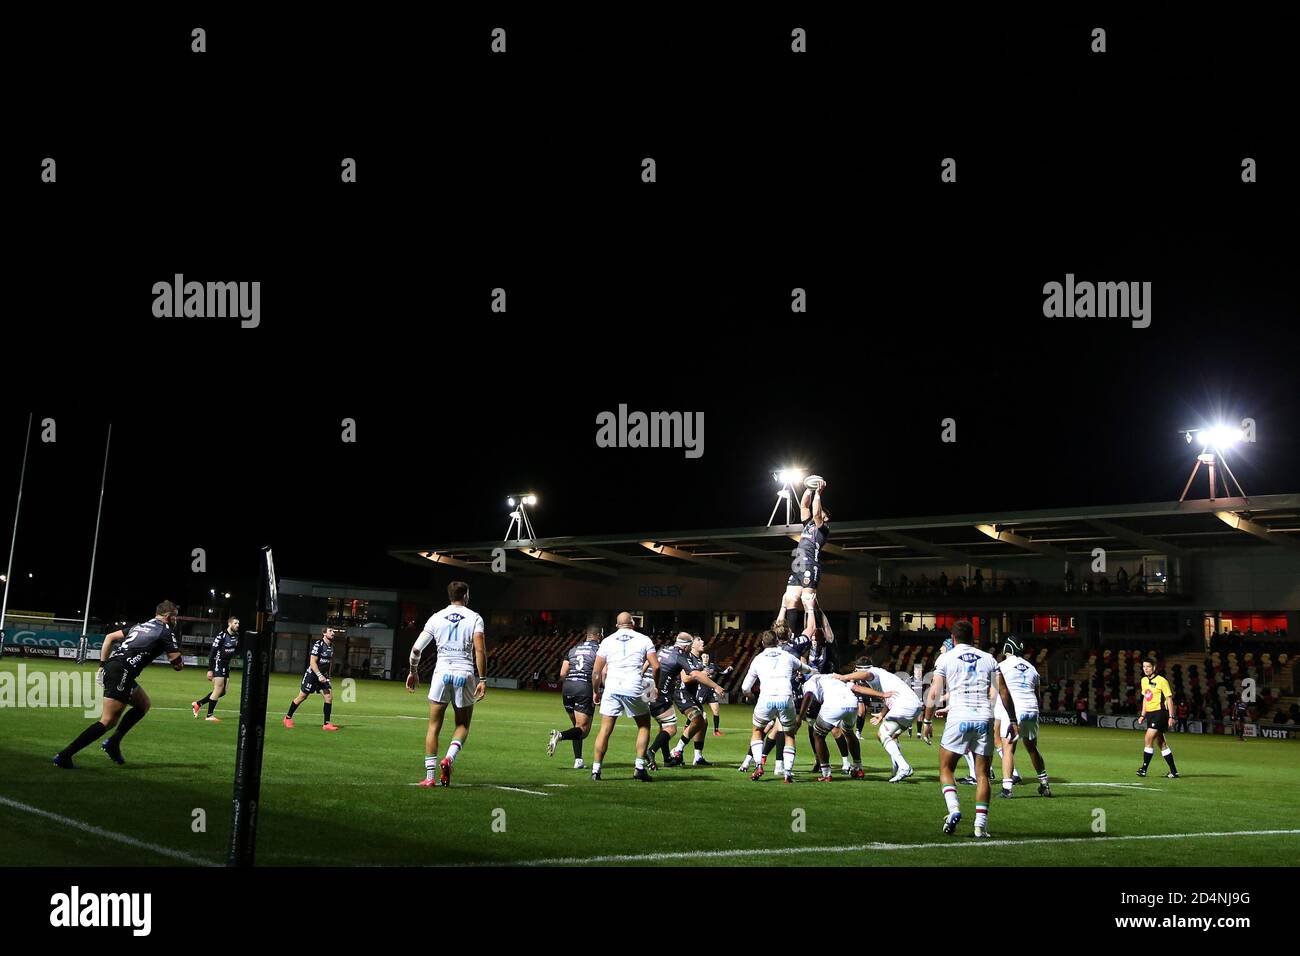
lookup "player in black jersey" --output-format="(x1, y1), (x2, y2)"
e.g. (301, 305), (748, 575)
(667, 635), (727, 766)
(648, 634), (726, 767)
(778, 481), (830, 636)
(53, 600), (183, 768)
(1231, 695), (1249, 740)
(696, 652), (732, 736)
(192, 616), (240, 722)
(284, 627), (340, 730)
(548, 624), (603, 768)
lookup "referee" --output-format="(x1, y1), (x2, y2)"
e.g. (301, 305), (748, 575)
(1136, 658), (1180, 778)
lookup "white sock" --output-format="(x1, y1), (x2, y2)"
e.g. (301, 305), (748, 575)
(592, 761), (602, 774)
(750, 741), (763, 763)
(774, 759), (784, 773)
(635, 757), (646, 770)
(942, 784), (960, 814)
(1003, 778), (1013, 790)
(424, 754), (437, 781)
(447, 740), (463, 764)
(842, 757), (851, 770)
(883, 738), (911, 772)
(783, 747), (796, 774)
(964, 752), (977, 777)
(693, 750), (704, 764)
(740, 754), (752, 769)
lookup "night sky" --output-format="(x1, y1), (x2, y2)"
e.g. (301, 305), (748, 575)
(4, 11), (1296, 624)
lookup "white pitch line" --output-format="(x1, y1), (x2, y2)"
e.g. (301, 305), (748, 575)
(1056, 782), (1163, 791)
(490, 828), (1300, 867)
(0, 794), (219, 867)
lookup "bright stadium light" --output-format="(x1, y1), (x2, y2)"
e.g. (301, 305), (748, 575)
(768, 467), (806, 527)
(1178, 423), (1248, 502)
(505, 492), (539, 542)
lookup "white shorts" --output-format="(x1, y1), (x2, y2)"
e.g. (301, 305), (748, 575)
(941, 715), (993, 757)
(1000, 712), (1039, 741)
(753, 695), (797, 731)
(600, 692), (650, 719)
(814, 703), (856, 735)
(429, 669), (478, 709)
(887, 696), (923, 723)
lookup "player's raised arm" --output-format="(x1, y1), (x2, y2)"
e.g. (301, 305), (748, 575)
(799, 486), (813, 523)
(811, 485), (827, 526)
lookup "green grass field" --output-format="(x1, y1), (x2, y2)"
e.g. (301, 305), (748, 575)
(2, 658), (1298, 867)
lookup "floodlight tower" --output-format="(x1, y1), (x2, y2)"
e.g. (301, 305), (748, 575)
(1178, 426), (1247, 502)
(504, 494), (539, 541)
(768, 468), (804, 527)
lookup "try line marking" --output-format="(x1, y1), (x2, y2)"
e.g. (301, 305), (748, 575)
(0, 794), (220, 866)
(487, 828), (1300, 867)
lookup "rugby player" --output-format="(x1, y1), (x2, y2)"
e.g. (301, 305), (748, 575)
(590, 612), (660, 781)
(835, 660), (925, 782)
(992, 637), (1051, 798)
(1136, 658), (1179, 778)
(667, 635), (727, 766)
(1231, 694), (1249, 741)
(407, 581), (488, 787)
(284, 626), (341, 731)
(923, 620), (1018, 838)
(778, 482), (829, 635)
(54, 601), (183, 768)
(742, 630), (812, 784)
(192, 615), (240, 721)
(798, 672), (865, 781)
(697, 651), (732, 735)
(548, 624), (602, 769)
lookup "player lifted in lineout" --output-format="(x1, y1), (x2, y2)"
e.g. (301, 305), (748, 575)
(408, 581), (488, 787)
(778, 477), (830, 637)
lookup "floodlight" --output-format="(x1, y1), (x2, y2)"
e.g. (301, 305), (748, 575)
(504, 493), (539, 541)
(507, 496), (516, 507)
(1179, 423), (1247, 502)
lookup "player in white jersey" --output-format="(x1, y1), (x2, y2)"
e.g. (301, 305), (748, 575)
(993, 637), (1051, 798)
(742, 630), (812, 783)
(407, 581), (487, 788)
(798, 672), (865, 781)
(590, 612), (661, 782)
(835, 662), (924, 783)
(923, 621), (1019, 838)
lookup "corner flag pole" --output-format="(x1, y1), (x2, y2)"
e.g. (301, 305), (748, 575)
(77, 424), (111, 665)
(228, 545), (278, 866)
(0, 413), (34, 654)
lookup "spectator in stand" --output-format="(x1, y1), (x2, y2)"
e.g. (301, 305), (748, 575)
(1064, 566), (1075, 593)
(1075, 693), (1089, 726)
(1175, 698), (1189, 733)
(1117, 567), (1129, 592)
(938, 571), (949, 594)
(973, 569), (984, 593)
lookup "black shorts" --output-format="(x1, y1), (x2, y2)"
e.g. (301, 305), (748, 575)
(562, 680), (594, 716)
(1145, 710), (1169, 733)
(211, 660), (230, 679)
(301, 672), (331, 695)
(650, 695), (676, 722)
(675, 693), (702, 719)
(101, 658), (139, 704)
(696, 689), (718, 706)
(787, 557), (821, 589)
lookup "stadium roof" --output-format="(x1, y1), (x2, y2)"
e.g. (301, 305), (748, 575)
(389, 493), (1300, 580)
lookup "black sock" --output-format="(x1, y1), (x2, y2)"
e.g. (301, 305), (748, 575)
(558, 727), (583, 741)
(1163, 750), (1178, 773)
(572, 737), (583, 760)
(712, 713), (720, 731)
(323, 702), (332, 724)
(207, 699), (219, 716)
(61, 721), (108, 757)
(650, 730), (670, 759)
(784, 607), (802, 634)
(762, 736), (779, 757)
(287, 700), (301, 718)
(693, 738), (704, 756)
(856, 714), (866, 733)
(196, 694), (212, 706)
(1142, 749), (1154, 768)
(835, 734), (850, 757)
(808, 726), (818, 756)
(111, 707), (146, 743)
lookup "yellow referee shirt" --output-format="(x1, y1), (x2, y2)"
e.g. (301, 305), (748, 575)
(1141, 675), (1173, 713)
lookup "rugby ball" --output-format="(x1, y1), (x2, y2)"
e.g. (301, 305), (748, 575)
(804, 475), (826, 491)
